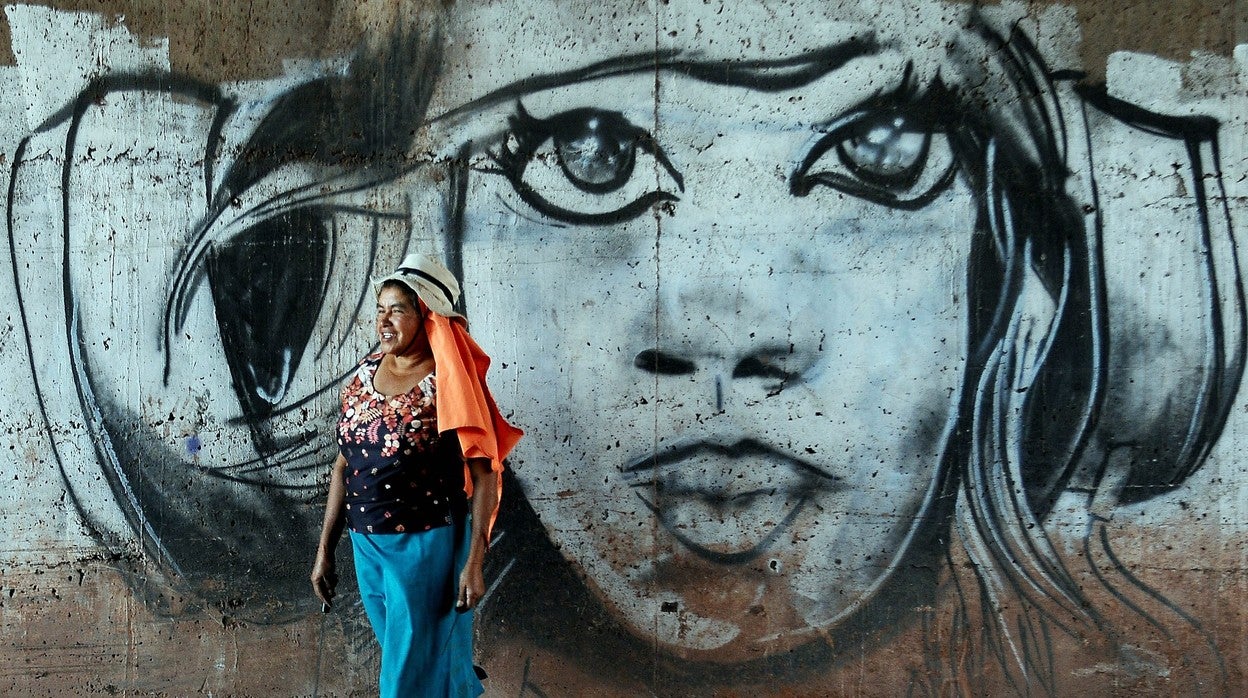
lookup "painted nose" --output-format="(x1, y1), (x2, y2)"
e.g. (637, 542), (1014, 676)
(633, 347), (795, 411)
(631, 270), (819, 410)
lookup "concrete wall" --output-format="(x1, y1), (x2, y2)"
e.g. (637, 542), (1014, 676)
(1, 1), (1245, 695)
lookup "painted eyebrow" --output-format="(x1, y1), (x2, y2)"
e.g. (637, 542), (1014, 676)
(429, 39), (881, 124)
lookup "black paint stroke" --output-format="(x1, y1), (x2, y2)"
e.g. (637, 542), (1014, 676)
(7, 29), (445, 620)
(207, 208), (331, 427)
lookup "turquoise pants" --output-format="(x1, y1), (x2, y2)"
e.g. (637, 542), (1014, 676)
(350, 517), (483, 698)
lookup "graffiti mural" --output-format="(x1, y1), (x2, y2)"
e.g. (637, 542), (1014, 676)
(2, 1), (1245, 695)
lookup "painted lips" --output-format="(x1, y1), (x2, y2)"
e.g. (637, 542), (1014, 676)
(623, 439), (844, 564)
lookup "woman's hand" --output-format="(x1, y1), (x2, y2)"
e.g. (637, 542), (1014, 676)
(456, 559), (485, 611)
(311, 550), (339, 608)
(458, 456), (497, 612)
(312, 454), (348, 609)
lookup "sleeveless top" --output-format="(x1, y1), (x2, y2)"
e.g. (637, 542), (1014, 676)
(337, 355), (464, 534)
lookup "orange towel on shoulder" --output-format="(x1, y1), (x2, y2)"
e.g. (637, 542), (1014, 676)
(424, 312), (523, 512)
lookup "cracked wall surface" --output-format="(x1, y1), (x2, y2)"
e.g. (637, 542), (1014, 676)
(1, 1), (1246, 695)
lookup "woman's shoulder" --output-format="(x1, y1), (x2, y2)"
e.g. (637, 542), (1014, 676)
(342, 353), (385, 394)
(352, 352), (384, 375)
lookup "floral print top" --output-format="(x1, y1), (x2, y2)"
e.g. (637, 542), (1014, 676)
(337, 354), (463, 535)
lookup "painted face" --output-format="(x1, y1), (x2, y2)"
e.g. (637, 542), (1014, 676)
(376, 286), (426, 358)
(430, 2), (977, 660)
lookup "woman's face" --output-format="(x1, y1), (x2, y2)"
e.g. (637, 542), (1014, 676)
(433, 2), (977, 660)
(376, 286), (427, 358)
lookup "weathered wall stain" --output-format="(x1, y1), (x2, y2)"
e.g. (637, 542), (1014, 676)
(2, 1), (1240, 81)
(0, 0), (351, 78)
(0, 1), (1245, 695)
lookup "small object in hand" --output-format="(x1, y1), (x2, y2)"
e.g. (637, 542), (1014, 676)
(322, 602), (331, 614)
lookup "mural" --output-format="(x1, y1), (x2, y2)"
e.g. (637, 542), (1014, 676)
(2, 1), (1244, 695)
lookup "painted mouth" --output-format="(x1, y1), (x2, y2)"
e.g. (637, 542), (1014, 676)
(622, 439), (844, 565)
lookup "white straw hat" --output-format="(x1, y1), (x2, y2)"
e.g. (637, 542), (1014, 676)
(375, 253), (463, 318)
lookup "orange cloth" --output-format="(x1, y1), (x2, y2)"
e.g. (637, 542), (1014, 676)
(423, 311), (523, 537)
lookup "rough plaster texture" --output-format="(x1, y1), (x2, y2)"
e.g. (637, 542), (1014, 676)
(0, 1), (1245, 695)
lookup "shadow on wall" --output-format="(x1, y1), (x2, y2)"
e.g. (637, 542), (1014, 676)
(5, 2), (1242, 695)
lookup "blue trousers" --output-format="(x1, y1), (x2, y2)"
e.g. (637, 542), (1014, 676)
(350, 518), (483, 698)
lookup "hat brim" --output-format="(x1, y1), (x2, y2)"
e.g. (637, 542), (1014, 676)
(373, 275), (464, 319)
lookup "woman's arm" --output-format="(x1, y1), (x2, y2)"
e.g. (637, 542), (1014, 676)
(456, 457), (498, 610)
(311, 453), (348, 608)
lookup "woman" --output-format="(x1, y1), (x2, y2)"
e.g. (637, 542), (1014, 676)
(310, 252), (521, 697)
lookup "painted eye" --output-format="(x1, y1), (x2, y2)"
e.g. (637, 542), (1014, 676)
(206, 208), (330, 419)
(791, 109), (956, 209)
(841, 117), (929, 184)
(490, 104), (684, 225)
(554, 116), (637, 193)
(178, 200), (407, 471)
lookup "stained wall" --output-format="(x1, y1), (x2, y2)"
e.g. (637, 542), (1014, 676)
(1, 1), (1246, 695)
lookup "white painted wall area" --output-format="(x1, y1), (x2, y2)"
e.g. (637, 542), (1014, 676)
(1, 2), (1245, 695)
